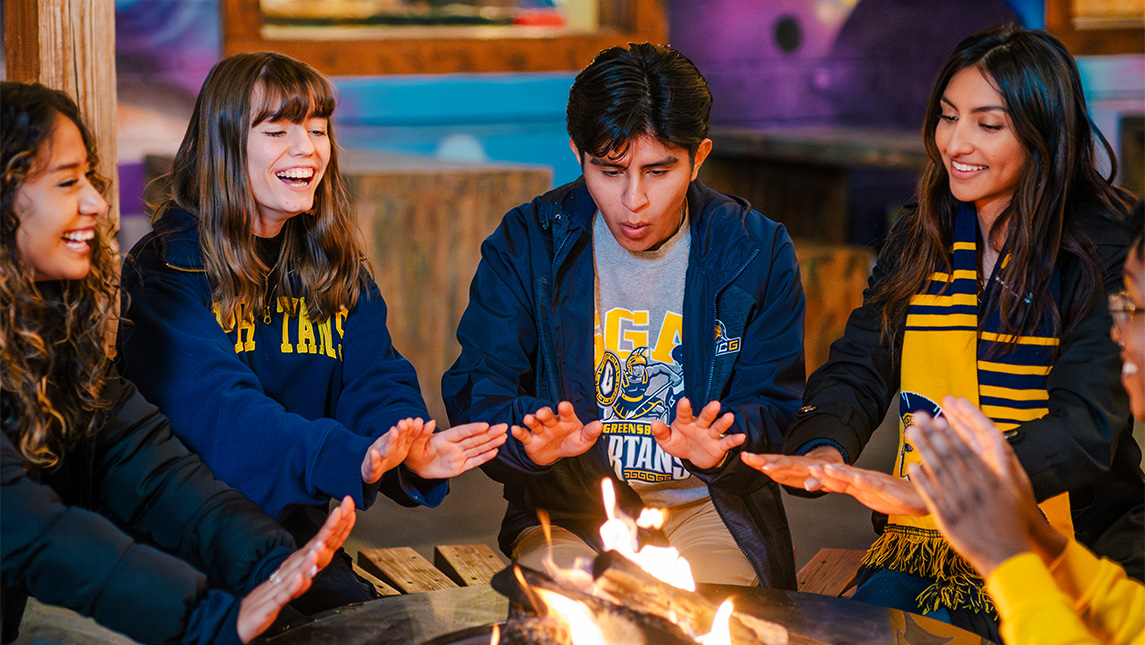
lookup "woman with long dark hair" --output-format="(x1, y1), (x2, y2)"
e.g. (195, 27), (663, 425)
(117, 52), (506, 613)
(0, 81), (354, 645)
(743, 26), (1142, 639)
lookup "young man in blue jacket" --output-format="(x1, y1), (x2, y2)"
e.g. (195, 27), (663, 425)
(442, 43), (806, 588)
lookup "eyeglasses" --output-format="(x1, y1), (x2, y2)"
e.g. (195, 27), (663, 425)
(1109, 291), (1145, 329)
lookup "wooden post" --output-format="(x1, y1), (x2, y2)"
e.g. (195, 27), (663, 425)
(5, 0), (120, 231)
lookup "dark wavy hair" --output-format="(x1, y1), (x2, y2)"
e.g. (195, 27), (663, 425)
(1, 82), (116, 468)
(567, 43), (712, 160)
(168, 52), (369, 324)
(873, 26), (1132, 347)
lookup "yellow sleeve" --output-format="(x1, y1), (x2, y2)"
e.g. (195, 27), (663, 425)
(986, 552), (1099, 645)
(1048, 538), (1145, 645)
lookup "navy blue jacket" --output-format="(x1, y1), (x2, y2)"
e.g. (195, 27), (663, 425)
(443, 179), (805, 588)
(2, 376), (293, 645)
(118, 207), (445, 521)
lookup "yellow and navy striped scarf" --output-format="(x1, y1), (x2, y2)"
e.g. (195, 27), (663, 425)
(863, 204), (1069, 614)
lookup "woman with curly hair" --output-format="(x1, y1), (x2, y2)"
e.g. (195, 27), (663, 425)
(0, 81), (355, 645)
(117, 52), (507, 614)
(742, 26), (1142, 640)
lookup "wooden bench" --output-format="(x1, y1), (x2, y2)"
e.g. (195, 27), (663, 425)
(358, 544), (865, 600)
(356, 544), (508, 596)
(796, 547), (866, 598)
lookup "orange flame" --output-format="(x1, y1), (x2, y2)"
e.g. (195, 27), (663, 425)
(598, 479), (696, 591)
(535, 588), (607, 644)
(698, 600), (734, 645)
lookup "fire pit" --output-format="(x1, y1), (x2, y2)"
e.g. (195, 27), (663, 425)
(260, 584), (987, 645)
(262, 481), (988, 644)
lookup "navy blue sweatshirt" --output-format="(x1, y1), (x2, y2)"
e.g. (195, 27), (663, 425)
(118, 207), (445, 519)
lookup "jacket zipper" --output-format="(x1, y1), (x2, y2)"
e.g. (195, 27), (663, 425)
(546, 210), (576, 402)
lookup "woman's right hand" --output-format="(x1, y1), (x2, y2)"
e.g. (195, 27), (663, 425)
(361, 418), (424, 484)
(740, 445), (845, 490)
(236, 496), (356, 642)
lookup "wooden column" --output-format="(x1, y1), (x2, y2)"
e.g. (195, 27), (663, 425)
(5, 0), (119, 230)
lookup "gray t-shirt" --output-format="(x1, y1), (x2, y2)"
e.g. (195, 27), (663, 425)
(592, 210), (707, 508)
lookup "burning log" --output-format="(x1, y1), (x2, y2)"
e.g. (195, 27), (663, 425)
(492, 565), (697, 645)
(591, 551), (789, 645)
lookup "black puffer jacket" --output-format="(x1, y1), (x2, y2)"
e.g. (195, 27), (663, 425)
(1, 375), (294, 644)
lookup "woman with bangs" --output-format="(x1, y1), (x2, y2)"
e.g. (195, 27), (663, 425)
(2, 81), (357, 645)
(741, 26), (1142, 640)
(118, 52), (506, 615)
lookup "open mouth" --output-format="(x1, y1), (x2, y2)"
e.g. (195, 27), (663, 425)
(61, 229), (94, 252)
(276, 167), (316, 188)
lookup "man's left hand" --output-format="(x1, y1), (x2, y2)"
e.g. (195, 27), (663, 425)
(651, 398), (742, 470)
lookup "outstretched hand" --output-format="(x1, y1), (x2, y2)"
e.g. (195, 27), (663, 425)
(361, 418), (423, 484)
(514, 401), (601, 466)
(236, 496), (356, 642)
(650, 398), (741, 470)
(809, 461), (926, 516)
(740, 445), (846, 490)
(404, 420), (508, 479)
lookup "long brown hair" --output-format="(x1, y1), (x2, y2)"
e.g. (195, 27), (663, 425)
(873, 26), (1132, 349)
(0, 82), (117, 468)
(168, 52), (368, 324)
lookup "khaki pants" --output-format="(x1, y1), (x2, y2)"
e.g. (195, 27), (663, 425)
(510, 496), (758, 586)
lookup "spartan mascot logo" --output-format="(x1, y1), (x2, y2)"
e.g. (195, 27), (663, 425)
(897, 391), (943, 478)
(714, 320), (740, 356)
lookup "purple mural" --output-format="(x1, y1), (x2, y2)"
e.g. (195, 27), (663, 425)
(668, 0), (1018, 129)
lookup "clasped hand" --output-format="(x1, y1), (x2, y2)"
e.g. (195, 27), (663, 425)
(361, 418), (507, 483)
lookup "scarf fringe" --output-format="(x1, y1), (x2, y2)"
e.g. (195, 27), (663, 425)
(862, 525), (994, 614)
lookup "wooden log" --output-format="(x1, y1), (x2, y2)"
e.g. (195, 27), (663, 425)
(358, 546), (459, 594)
(434, 544), (507, 587)
(491, 564), (696, 645)
(591, 551), (789, 645)
(795, 548), (866, 598)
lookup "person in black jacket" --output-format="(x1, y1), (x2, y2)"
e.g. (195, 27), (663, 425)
(0, 82), (354, 645)
(741, 26), (1143, 640)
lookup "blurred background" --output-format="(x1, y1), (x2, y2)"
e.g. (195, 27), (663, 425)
(3, 0), (1141, 576)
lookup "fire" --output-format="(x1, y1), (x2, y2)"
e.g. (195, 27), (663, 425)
(514, 479), (778, 645)
(597, 479), (696, 592)
(698, 600), (734, 645)
(535, 588), (608, 644)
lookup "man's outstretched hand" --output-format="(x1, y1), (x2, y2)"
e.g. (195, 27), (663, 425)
(513, 401), (602, 466)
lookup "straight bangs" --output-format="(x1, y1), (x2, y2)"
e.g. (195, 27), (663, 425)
(249, 67), (336, 126)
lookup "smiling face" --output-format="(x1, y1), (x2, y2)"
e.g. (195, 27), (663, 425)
(1115, 245), (1145, 420)
(574, 134), (712, 252)
(245, 111), (331, 237)
(14, 113), (108, 281)
(935, 66), (1029, 224)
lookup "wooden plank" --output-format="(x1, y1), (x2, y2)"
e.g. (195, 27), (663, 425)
(358, 547), (459, 594)
(796, 548), (866, 598)
(351, 561), (402, 597)
(434, 544), (507, 587)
